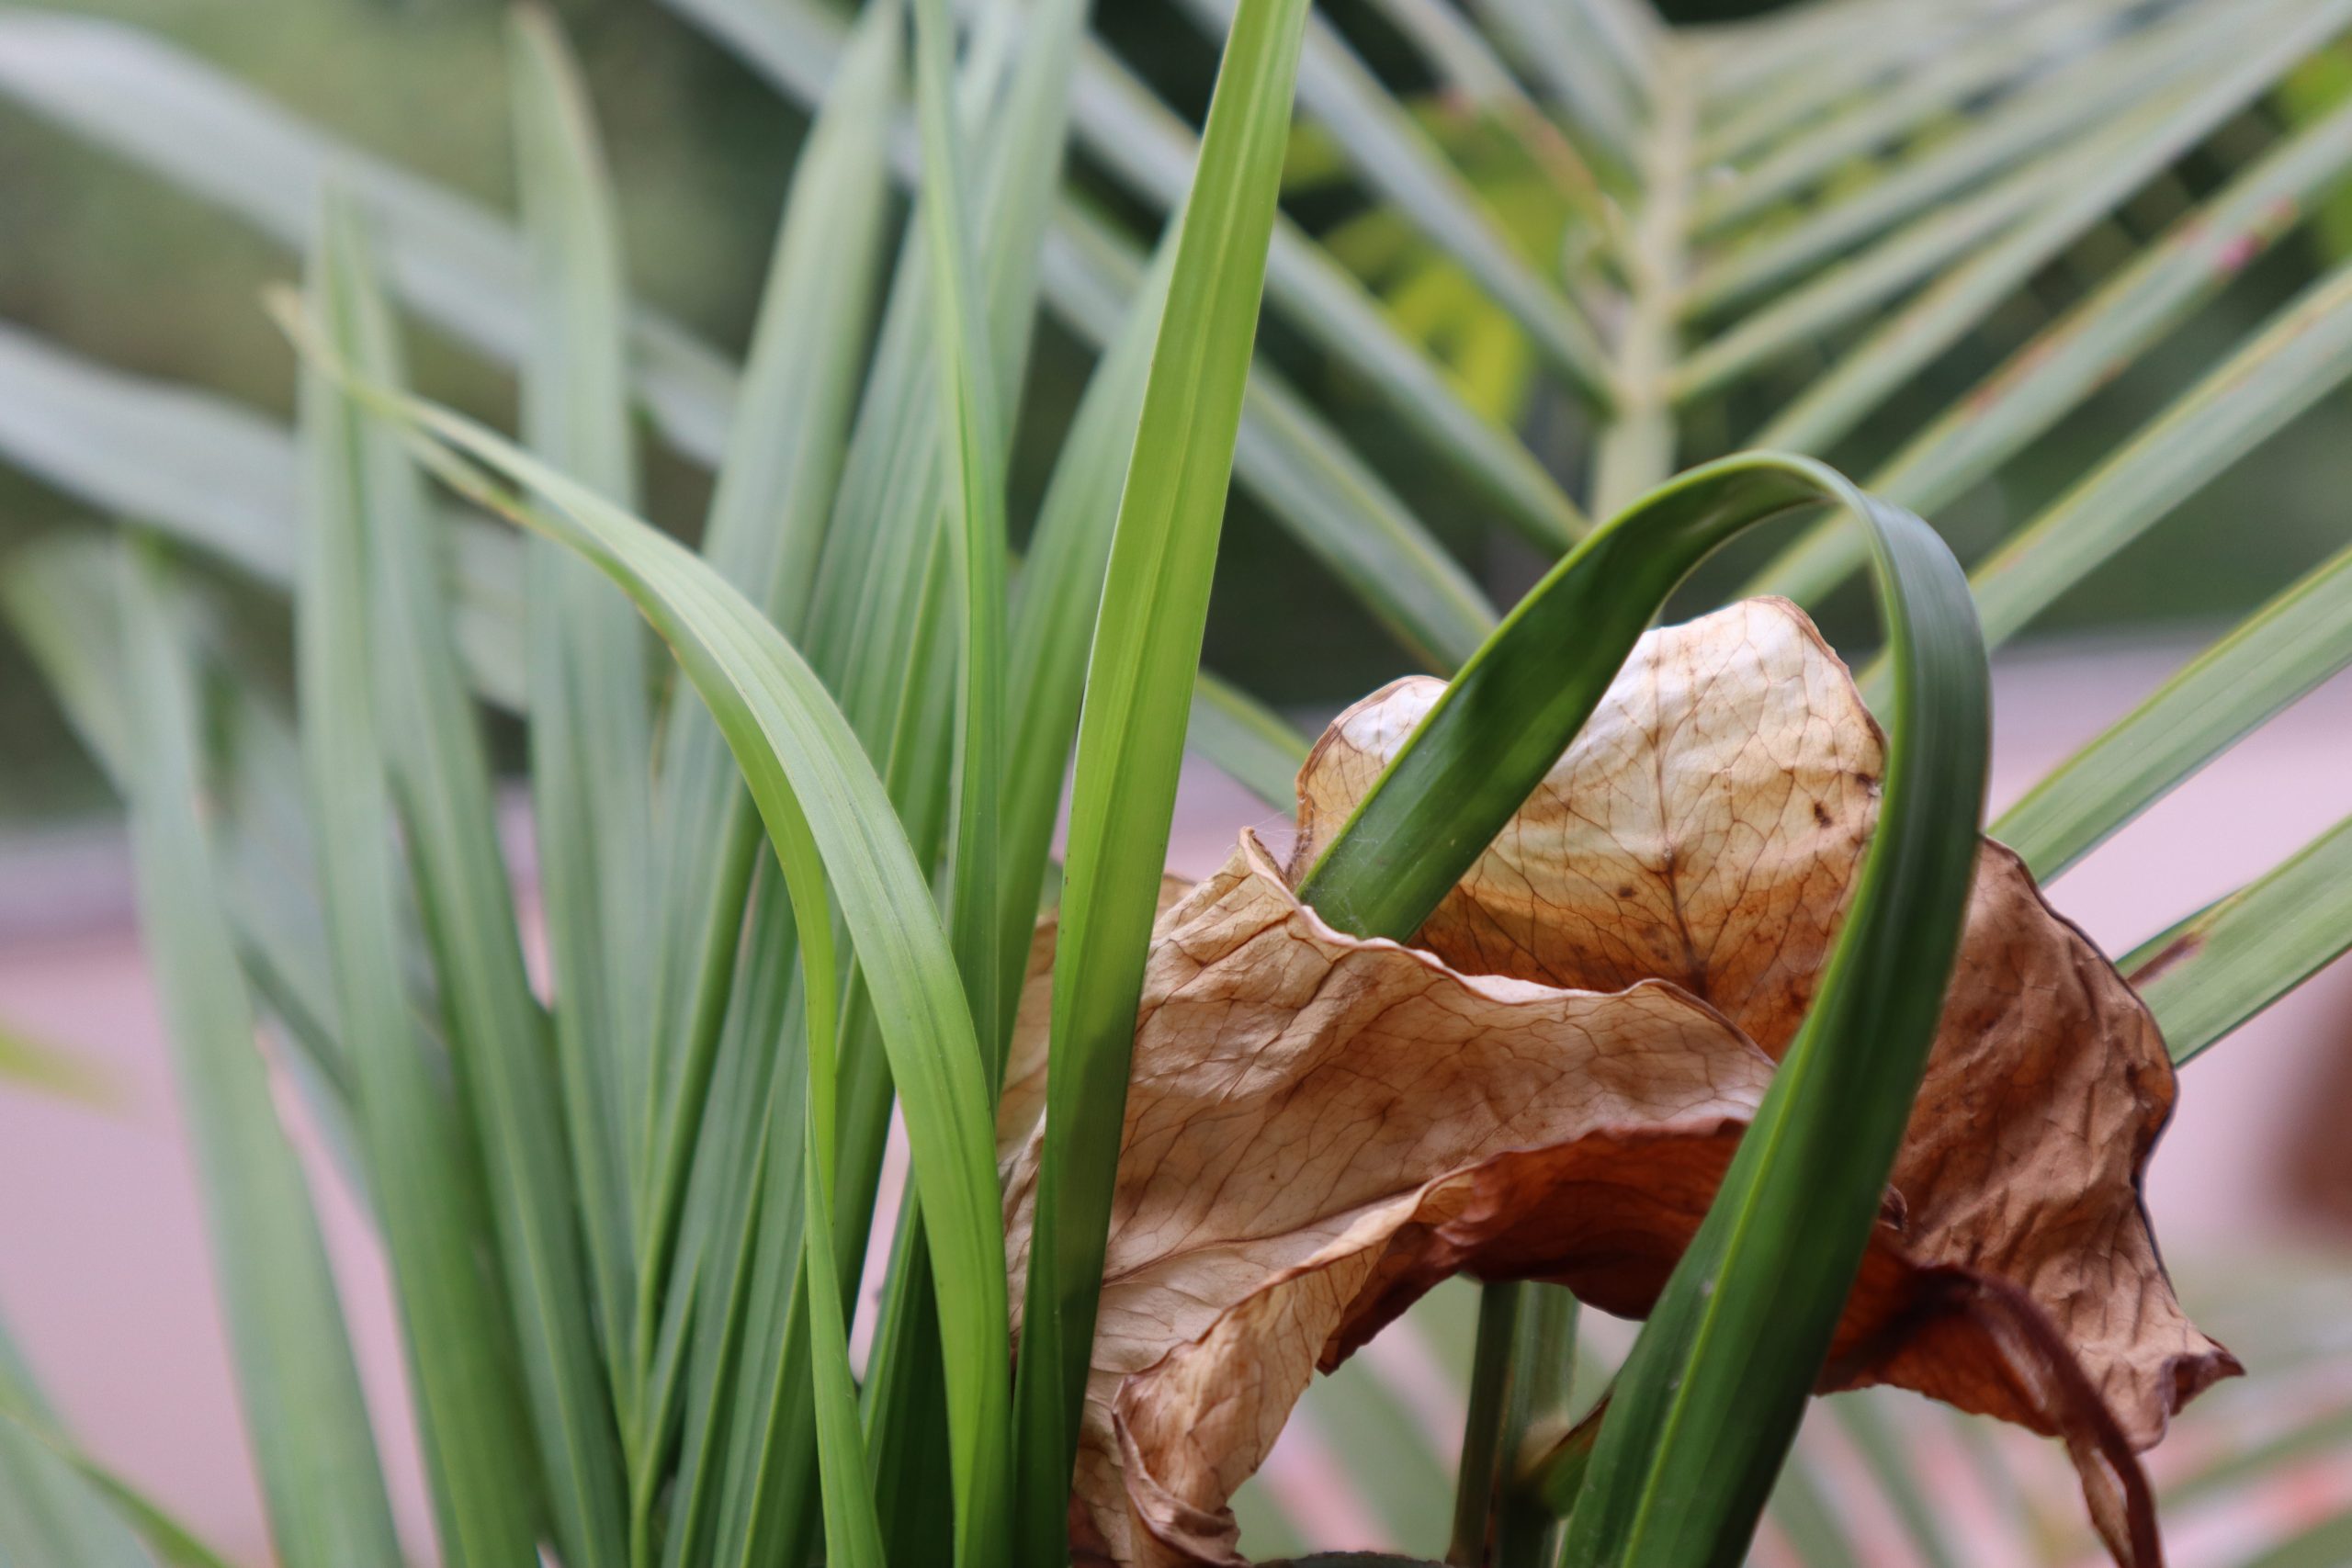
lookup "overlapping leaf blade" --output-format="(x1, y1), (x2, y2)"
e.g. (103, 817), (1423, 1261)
(295, 205), (544, 1568)
(1011, 0), (1312, 1555)
(346, 388), (1018, 1568)
(115, 539), (404, 1568)
(508, 5), (655, 1427)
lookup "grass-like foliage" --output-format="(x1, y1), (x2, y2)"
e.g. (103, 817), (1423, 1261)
(4, 1), (2352, 1565)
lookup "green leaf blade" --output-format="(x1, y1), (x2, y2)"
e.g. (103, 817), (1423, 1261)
(320, 210), (631, 1568)
(913, 0), (1013, 1095)
(2131, 812), (2352, 1063)
(1011, 0), (1315, 1556)
(296, 206), (545, 1568)
(1998, 536), (2352, 882)
(116, 540), (405, 1568)
(508, 1), (656, 1442)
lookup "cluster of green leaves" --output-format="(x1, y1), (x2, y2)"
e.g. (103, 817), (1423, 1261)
(4, 0), (2352, 1566)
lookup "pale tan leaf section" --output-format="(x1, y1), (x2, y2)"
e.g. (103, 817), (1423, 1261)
(1293, 598), (1882, 1055)
(1000, 838), (1776, 1567)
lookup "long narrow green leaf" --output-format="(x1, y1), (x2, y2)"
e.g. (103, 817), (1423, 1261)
(1072, 39), (1589, 547)
(661, 9), (1069, 1560)
(1000, 241), (1173, 1018)
(1452, 1283), (1525, 1565)
(1957, 256), (2352, 648)
(1011, 0), (1312, 1558)
(1694, 0), (2155, 231)
(0, 1408), (237, 1568)
(914, 0), (1011, 1086)
(662, 880), (812, 1568)
(296, 206), (543, 1568)
(925, 201), (1170, 1550)
(1749, 94), (2352, 606)
(508, 3), (655, 1431)
(115, 538), (404, 1568)
(1453, 1283), (1582, 1563)
(706, 8), (1070, 1562)
(632, 2), (899, 1483)
(1997, 537), (2352, 881)
(859, 13), (1021, 1567)
(1173, 0), (1612, 399)
(752, 780), (885, 1568)
(346, 385), (1018, 1568)
(1739, 0), (2352, 512)
(631, 16), (898, 1567)
(0, 324), (526, 708)
(2129, 811), (2352, 1062)
(1494, 1285), (1579, 1567)
(1571, 513), (1983, 1565)
(1290, 455), (1984, 1568)
(0, 1300), (156, 1568)
(319, 212), (629, 1568)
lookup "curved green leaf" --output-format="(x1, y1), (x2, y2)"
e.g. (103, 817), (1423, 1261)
(1295, 454), (1986, 1568)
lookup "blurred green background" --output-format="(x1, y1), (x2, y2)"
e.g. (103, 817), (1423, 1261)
(6, 0), (2349, 819)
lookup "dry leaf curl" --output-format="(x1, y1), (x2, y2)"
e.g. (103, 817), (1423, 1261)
(1001, 598), (2235, 1568)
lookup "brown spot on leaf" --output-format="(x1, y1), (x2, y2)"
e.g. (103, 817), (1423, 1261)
(2125, 931), (2205, 987)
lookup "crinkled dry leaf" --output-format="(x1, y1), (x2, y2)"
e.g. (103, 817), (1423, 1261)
(1004, 598), (2235, 1568)
(1002, 837), (1773, 1567)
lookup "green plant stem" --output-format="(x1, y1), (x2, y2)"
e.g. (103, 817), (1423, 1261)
(1494, 1286), (1578, 1566)
(1447, 1283), (1522, 1565)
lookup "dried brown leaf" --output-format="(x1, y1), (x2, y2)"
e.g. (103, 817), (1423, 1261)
(1006, 599), (2235, 1568)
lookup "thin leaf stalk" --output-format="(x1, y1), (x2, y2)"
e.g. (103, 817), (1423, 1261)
(1590, 40), (1692, 515)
